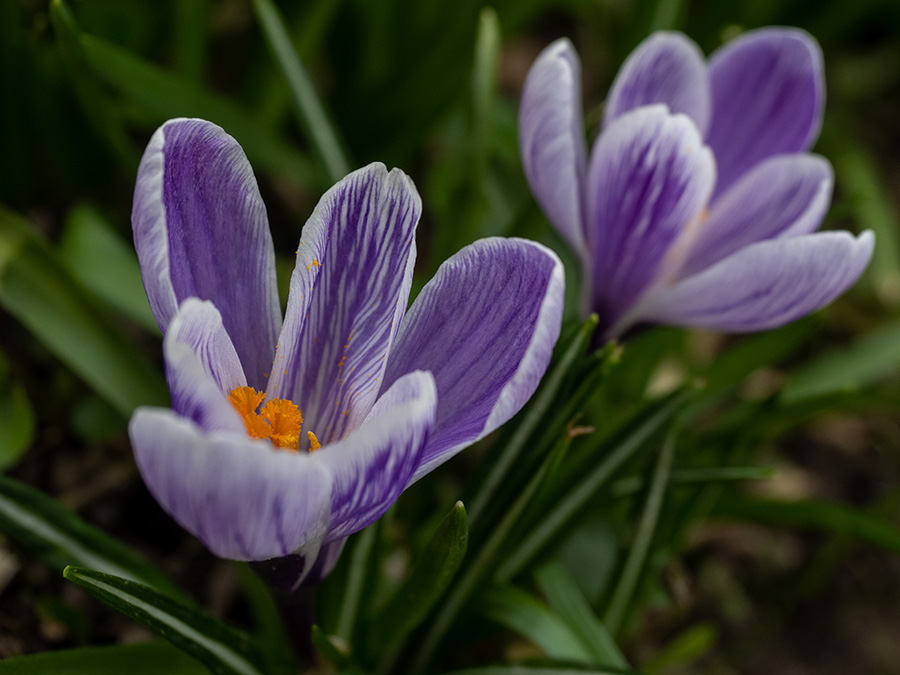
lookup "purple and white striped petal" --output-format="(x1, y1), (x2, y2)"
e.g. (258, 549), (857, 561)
(636, 231), (874, 332)
(519, 39), (589, 256)
(382, 238), (564, 482)
(314, 370), (436, 542)
(706, 28), (824, 197)
(130, 409), (332, 561)
(586, 105), (715, 330)
(162, 332), (245, 436)
(679, 154), (833, 277)
(165, 298), (247, 395)
(604, 32), (711, 135)
(132, 118), (282, 390)
(267, 164), (421, 445)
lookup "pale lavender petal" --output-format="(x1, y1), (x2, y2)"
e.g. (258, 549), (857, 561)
(680, 154), (833, 277)
(130, 408), (332, 561)
(382, 238), (564, 481)
(267, 163), (421, 445)
(162, 339), (245, 436)
(637, 231), (874, 332)
(604, 32), (711, 135)
(313, 370), (436, 542)
(165, 298), (247, 394)
(132, 118), (281, 389)
(519, 38), (589, 255)
(706, 28), (824, 196)
(586, 105), (715, 331)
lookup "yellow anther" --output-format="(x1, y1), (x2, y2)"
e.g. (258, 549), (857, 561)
(308, 431), (321, 451)
(227, 386), (319, 454)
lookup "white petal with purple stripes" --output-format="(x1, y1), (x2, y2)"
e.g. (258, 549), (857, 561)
(604, 31), (711, 135)
(130, 409), (332, 561)
(519, 38), (589, 257)
(267, 163), (421, 445)
(132, 118), (282, 389)
(637, 231), (874, 332)
(383, 238), (564, 481)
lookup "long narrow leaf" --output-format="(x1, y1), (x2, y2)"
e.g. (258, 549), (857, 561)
(369, 501), (468, 662)
(603, 432), (677, 634)
(59, 205), (157, 332)
(409, 436), (572, 674)
(496, 391), (690, 583)
(0, 206), (168, 416)
(712, 497), (900, 554)
(467, 315), (598, 525)
(535, 562), (628, 668)
(481, 586), (593, 663)
(64, 566), (268, 675)
(0, 474), (186, 601)
(0, 642), (206, 675)
(251, 0), (349, 183)
(54, 4), (314, 184)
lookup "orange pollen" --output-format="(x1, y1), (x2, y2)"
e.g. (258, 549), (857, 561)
(227, 386), (319, 452)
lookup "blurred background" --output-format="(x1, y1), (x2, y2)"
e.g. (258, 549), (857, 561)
(1, 0), (900, 673)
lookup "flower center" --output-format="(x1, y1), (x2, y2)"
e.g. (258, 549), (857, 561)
(227, 386), (321, 452)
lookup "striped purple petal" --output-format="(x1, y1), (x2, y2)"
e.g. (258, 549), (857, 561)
(519, 38), (589, 256)
(586, 105), (714, 332)
(130, 408), (332, 561)
(315, 370), (436, 542)
(638, 231), (874, 332)
(604, 31), (711, 135)
(132, 118), (282, 390)
(679, 154), (833, 277)
(706, 28), (824, 197)
(382, 238), (564, 482)
(266, 163), (421, 445)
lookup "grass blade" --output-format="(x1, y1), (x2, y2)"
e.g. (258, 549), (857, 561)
(0, 205), (168, 416)
(251, 0), (350, 183)
(602, 432), (677, 634)
(0, 642), (206, 675)
(0, 474), (187, 602)
(534, 561), (628, 668)
(64, 566), (268, 675)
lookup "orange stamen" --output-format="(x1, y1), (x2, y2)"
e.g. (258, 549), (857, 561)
(227, 386), (319, 452)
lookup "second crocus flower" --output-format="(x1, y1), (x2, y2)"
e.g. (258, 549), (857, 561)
(519, 28), (873, 339)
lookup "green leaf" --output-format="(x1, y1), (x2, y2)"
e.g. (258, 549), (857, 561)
(233, 564), (296, 675)
(781, 320), (900, 403)
(0, 206), (168, 417)
(481, 586), (594, 662)
(59, 204), (157, 332)
(0, 474), (186, 600)
(334, 523), (379, 643)
(712, 497), (900, 554)
(54, 3), (314, 184)
(409, 436), (572, 674)
(534, 561), (628, 669)
(251, 0), (349, 183)
(603, 432), (677, 634)
(49, 0), (138, 171)
(368, 501), (468, 666)
(495, 390), (691, 583)
(0, 642), (207, 675)
(641, 622), (716, 674)
(64, 566), (268, 675)
(467, 314), (599, 525)
(0, 352), (35, 469)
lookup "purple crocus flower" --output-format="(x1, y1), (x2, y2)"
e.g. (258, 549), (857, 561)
(128, 118), (563, 574)
(519, 28), (873, 339)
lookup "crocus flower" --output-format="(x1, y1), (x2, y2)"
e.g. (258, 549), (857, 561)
(519, 28), (873, 339)
(129, 119), (563, 575)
